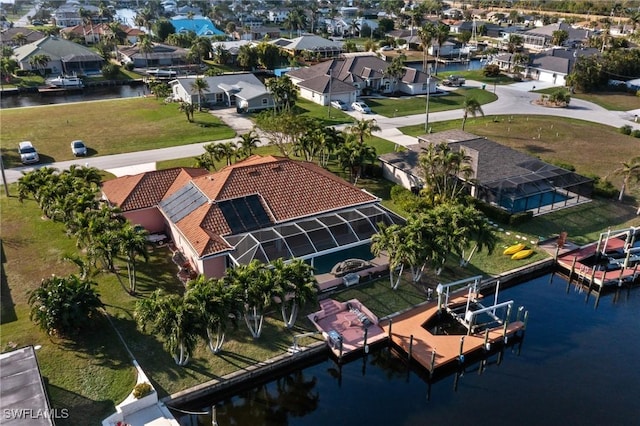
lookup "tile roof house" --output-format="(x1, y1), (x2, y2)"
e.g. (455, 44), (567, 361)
(286, 53), (437, 106)
(60, 23), (144, 45)
(170, 73), (275, 112)
(101, 156), (403, 279)
(379, 130), (593, 215)
(12, 35), (104, 76)
(272, 34), (343, 59)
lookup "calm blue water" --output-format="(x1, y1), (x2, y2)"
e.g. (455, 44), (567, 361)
(502, 190), (571, 213)
(175, 274), (640, 426)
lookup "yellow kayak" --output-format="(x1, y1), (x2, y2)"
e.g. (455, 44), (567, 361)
(503, 243), (525, 255)
(512, 249), (534, 260)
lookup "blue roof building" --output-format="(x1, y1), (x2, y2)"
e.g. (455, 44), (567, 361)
(170, 16), (224, 37)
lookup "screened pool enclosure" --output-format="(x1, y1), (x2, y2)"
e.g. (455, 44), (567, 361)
(477, 160), (593, 214)
(223, 204), (405, 266)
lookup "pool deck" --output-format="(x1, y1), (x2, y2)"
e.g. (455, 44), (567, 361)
(384, 294), (524, 373)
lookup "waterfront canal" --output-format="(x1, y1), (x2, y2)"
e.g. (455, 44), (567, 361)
(174, 273), (640, 426)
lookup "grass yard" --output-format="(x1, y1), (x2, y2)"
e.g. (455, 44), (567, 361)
(0, 98), (236, 167)
(292, 98), (355, 126)
(366, 88), (497, 117)
(572, 91), (640, 111)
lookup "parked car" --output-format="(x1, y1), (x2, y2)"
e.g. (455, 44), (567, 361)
(18, 141), (39, 164)
(380, 45), (394, 51)
(351, 101), (372, 114)
(331, 100), (348, 110)
(442, 75), (465, 87)
(70, 140), (87, 156)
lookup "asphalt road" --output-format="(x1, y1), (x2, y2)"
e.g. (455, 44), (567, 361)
(3, 82), (640, 184)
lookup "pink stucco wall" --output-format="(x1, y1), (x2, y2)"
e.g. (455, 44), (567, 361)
(123, 208), (166, 234)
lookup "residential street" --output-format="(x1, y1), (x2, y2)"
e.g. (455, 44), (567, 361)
(3, 83), (640, 184)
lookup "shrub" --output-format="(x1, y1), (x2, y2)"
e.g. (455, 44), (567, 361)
(133, 382), (153, 399)
(548, 89), (571, 105)
(101, 63), (120, 79)
(620, 125), (632, 135)
(548, 160), (576, 171)
(123, 62), (134, 71)
(631, 129), (640, 138)
(483, 64), (501, 77)
(472, 199), (511, 224)
(390, 185), (431, 213)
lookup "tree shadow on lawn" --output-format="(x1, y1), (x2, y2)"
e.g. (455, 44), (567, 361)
(0, 244), (17, 324)
(47, 380), (116, 426)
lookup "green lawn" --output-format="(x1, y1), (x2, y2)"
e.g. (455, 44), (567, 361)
(292, 98), (355, 126)
(366, 88), (497, 117)
(0, 98), (236, 168)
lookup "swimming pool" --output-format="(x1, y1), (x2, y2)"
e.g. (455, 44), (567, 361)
(500, 190), (571, 213)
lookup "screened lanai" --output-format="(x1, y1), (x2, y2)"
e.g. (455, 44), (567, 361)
(477, 160), (593, 214)
(223, 204), (405, 267)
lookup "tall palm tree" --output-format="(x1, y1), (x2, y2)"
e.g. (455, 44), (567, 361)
(433, 22), (450, 76)
(191, 77), (209, 111)
(347, 118), (381, 145)
(419, 142), (474, 203)
(186, 276), (242, 354)
(336, 137), (377, 184)
(29, 54), (50, 76)
(383, 54), (406, 95)
(225, 260), (275, 339)
(137, 36), (154, 69)
(271, 258), (317, 329)
(610, 156), (640, 201)
(213, 141), (238, 166)
(417, 22), (435, 74)
(370, 223), (402, 288)
(461, 97), (484, 131)
(118, 223), (149, 294)
(135, 290), (199, 366)
(12, 32), (27, 46)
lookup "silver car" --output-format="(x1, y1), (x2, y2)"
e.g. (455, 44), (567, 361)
(351, 101), (372, 114)
(18, 141), (39, 164)
(70, 140), (87, 156)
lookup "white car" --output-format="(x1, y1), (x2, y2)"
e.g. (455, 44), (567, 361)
(330, 100), (348, 110)
(351, 101), (372, 114)
(18, 141), (39, 164)
(70, 140), (88, 156)
(380, 45), (394, 51)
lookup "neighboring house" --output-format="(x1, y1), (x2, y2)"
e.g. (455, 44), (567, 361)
(522, 22), (592, 50)
(272, 34), (343, 59)
(170, 73), (274, 112)
(379, 130), (593, 215)
(428, 38), (464, 58)
(525, 47), (599, 85)
(170, 16), (225, 37)
(119, 42), (189, 68)
(268, 9), (290, 24)
(13, 35), (104, 75)
(211, 40), (254, 63)
(235, 26), (281, 41)
(52, 3), (100, 28)
(286, 53), (436, 105)
(101, 155), (404, 279)
(60, 23), (141, 45)
(0, 27), (46, 47)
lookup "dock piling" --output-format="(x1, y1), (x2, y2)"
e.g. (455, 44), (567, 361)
(458, 336), (465, 363)
(408, 334), (414, 362)
(363, 327), (369, 354)
(483, 328), (490, 351)
(211, 405), (218, 426)
(503, 304), (512, 344)
(387, 318), (392, 340)
(568, 257), (577, 284)
(429, 350), (436, 378)
(338, 338), (343, 362)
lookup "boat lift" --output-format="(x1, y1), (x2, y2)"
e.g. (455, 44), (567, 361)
(436, 276), (515, 335)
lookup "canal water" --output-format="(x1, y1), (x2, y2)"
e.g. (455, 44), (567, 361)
(174, 274), (640, 426)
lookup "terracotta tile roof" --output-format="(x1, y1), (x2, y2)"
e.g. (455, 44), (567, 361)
(104, 156), (377, 258)
(101, 167), (208, 211)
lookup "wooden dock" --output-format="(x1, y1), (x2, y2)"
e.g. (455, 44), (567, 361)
(384, 298), (524, 373)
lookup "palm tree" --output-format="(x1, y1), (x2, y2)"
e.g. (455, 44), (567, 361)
(271, 259), (317, 329)
(460, 208), (498, 267)
(461, 97), (484, 131)
(28, 274), (103, 336)
(418, 22), (435, 74)
(118, 223), (149, 294)
(370, 223), (402, 289)
(135, 290), (199, 366)
(610, 156), (640, 201)
(137, 36), (154, 69)
(238, 130), (260, 158)
(191, 77), (209, 111)
(12, 32), (27, 46)
(186, 276), (242, 354)
(418, 142), (474, 203)
(383, 54), (406, 95)
(433, 22), (450, 76)
(29, 54), (50, 76)
(347, 118), (381, 146)
(225, 260), (275, 339)
(336, 137), (377, 184)
(178, 101), (194, 122)
(213, 141), (238, 166)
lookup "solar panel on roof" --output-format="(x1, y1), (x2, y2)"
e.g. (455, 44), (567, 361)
(218, 194), (273, 234)
(159, 182), (208, 223)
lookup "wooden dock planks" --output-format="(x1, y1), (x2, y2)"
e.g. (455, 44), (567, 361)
(383, 300), (524, 372)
